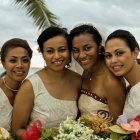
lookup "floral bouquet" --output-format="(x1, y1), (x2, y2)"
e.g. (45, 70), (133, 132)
(109, 115), (140, 140)
(22, 116), (112, 140)
(0, 127), (14, 140)
(22, 120), (58, 140)
(79, 114), (112, 138)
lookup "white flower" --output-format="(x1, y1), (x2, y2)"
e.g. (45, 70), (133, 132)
(0, 127), (9, 139)
(53, 116), (112, 140)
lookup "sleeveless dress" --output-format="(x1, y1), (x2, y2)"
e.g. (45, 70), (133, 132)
(0, 88), (12, 131)
(28, 74), (78, 128)
(123, 81), (140, 120)
(78, 89), (111, 119)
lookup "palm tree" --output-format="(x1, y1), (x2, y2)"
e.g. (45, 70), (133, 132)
(14, 0), (58, 31)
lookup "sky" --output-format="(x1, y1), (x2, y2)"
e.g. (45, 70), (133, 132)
(0, 0), (140, 67)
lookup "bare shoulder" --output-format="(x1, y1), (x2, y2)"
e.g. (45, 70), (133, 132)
(104, 74), (126, 97)
(105, 75), (126, 88)
(67, 69), (82, 79)
(67, 69), (82, 87)
(16, 79), (34, 98)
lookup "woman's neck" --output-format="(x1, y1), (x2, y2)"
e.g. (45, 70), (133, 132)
(44, 67), (67, 82)
(125, 63), (140, 86)
(3, 75), (21, 92)
(90, 60), (107, 76)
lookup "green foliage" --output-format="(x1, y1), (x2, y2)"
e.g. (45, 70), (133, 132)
(14, 0), (58, 31)
(79, 117), (92, 127)
(110, 132), (131, 140)
(39, 128), (58, 140)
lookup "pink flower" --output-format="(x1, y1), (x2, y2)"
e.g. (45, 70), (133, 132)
(22, 120), (42, 140)
(121, 120), (140, 134)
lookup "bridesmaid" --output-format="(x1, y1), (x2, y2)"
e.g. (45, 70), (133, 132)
(12, 26), (82, 138)
(69, 24), (126, 122)
(105, 29), (140, 121)
(0, 38), (32, 131)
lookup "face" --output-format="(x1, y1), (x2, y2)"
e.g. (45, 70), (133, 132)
(72, 33), (99, 70)
(105, 38), (137, 76)
(2, 47), (31, 82)
(42, 35), (69, 71)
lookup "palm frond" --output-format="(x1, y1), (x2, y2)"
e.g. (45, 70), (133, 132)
(14, 0), (58, 31)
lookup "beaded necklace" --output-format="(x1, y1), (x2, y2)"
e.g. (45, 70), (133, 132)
(3, 77), (19, 92)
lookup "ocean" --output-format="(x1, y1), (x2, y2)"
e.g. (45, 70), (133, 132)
(0, 66), (41, 77)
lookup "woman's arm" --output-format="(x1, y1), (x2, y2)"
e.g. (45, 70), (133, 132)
(105, 77), (126, 123)
(12, 80), (34, 138)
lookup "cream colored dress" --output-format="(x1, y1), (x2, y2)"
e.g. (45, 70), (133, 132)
(0, 88), (12, 131)
(123, 81), (140, 120)
(28, 74), (78, 128)
(78, 89), (110, 119)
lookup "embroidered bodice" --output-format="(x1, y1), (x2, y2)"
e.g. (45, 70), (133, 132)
(78, 89), (110, 119)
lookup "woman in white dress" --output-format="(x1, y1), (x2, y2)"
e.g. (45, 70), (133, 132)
(0, 38), (32, 131)
(104, 29), (140, 121)
(12, 26), (82, 138)
(69, 24), (126, 123)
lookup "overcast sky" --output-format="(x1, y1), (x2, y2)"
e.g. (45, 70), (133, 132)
(0, 0), (140, 67)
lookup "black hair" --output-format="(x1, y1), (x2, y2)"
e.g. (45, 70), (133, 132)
(0, 38), (32, 77)
(105, 29), (139, 51)
(1, 38), (32, 62)
(37, 26), (71, 64)
(69, 24), (102, 46)
(37, 26), (70, 53)
(69, 24), (104, 57)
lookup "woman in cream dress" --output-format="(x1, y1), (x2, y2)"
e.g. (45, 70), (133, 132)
(0, 38), (32, 131)
(105, 29), (140, 121)
(12, 26), (81, 138)
(69, 24), (126, 122)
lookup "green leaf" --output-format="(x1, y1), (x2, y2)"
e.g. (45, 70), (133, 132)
(109, 125), (133, 134)
(40, 128), (58, 140)
(110, 132), (131, 140)
(13, 0), (58, 31)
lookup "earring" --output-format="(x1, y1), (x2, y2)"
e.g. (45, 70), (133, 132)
(44, 61), (47, 67)
(133, 59), (137, 62)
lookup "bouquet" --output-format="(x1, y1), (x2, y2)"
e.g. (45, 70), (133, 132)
(79, 114), (112, 137)
(22, 116), (112, 140)
(22, 120), (58, 140)
(109, 115), (140, 140)
(0, 127), (14, 140)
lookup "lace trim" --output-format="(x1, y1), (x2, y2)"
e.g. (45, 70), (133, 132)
(80, 89), (107, 104)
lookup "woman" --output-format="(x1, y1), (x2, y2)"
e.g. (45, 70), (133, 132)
(12, 26), (82, 138)
(104, 29), (140, 121)
(0, 38), (32, 131)
(69, 24), (126, 122)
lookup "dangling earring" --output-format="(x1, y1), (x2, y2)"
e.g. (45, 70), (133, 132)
(44, 61), (47, 68)
(133, 59), (137, 62)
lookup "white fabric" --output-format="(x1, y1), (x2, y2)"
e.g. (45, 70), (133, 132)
(78, 94), (109, 115)
(123, 81), (140, 121)
(0, 88), (12, 131)
(28, 74), (78, 128)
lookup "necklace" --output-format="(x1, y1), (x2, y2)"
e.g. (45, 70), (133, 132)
(3, 77), (19, 92)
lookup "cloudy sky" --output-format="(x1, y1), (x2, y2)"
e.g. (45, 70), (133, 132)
(0, 0), (140, 67)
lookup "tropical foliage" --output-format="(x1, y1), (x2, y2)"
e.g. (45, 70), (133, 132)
(14, 0), (58, 31)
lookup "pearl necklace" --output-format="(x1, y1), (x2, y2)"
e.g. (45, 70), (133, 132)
(3, 77), (19, 92)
